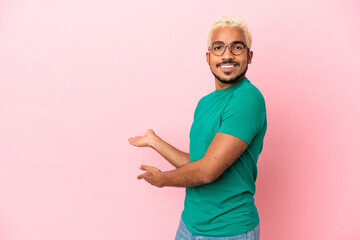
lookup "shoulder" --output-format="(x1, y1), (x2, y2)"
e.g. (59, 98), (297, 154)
(231, 84), (266, 108)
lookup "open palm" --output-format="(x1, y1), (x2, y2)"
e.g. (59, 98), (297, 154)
(128, 129), (155, 147)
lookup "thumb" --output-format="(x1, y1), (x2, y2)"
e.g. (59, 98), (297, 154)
(139, 164), (149, 171)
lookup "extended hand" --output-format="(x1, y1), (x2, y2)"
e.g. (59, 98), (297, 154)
(137, 165), (164, 188)
(128, 129), (156, 147)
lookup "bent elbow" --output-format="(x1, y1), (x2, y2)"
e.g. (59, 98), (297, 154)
(196, 160), (223, 185)
(200, 171), (220, 185)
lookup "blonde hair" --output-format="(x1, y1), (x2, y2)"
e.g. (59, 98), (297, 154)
(208, 16), (252, 49)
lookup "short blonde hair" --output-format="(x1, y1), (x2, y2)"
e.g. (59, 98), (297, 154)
(208, 16), (252, 49)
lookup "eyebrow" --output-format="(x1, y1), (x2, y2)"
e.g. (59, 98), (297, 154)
(212, 41), (246, 45)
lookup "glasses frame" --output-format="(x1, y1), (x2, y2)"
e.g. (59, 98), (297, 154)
(208, 41), (248, 56)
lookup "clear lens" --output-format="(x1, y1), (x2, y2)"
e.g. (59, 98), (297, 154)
(231, 42), (245, 55)
(211, 43), (225, 56)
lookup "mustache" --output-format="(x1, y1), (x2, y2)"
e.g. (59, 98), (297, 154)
(216, 60), (240, 68)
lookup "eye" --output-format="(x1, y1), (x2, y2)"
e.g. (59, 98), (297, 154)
(233, 45), (244, 50)
(212, 43), (224, 52)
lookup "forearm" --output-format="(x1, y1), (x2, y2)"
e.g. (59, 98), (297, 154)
(160, 159), (212, 187)
(150, 134), (189, 168)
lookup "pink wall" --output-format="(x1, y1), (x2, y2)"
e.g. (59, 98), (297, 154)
(1, 0), (359, 239)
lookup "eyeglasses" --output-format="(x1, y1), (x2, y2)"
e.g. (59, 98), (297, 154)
(208, 41), (247, 56)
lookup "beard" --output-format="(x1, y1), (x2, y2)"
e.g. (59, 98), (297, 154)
(208, 54), (249, 85)
(210, 64), (248, 85)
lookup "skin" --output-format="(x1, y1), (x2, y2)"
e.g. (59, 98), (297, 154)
(128, 27), (252, 188)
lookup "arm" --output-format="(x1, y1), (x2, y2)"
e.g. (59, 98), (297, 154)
(128, 129), (189, 168)
(137, 132), (248, 188)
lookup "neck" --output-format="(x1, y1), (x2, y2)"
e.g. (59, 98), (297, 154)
(215, 76), (246, 90)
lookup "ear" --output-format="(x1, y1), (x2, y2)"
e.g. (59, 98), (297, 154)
(247, 50), (253, 64)
(206, 51), (210, 65)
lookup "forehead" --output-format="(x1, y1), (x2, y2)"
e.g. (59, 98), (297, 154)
(211, 27), (245, 44)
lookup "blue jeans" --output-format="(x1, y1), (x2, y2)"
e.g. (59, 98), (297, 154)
(175, 218), (260, 240)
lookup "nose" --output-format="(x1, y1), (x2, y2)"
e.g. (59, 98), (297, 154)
(222, 45), (234, 59)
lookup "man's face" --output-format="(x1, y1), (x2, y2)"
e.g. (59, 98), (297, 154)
(206, 27), (253, 86)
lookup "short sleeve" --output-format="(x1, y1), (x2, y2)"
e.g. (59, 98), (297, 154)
(218, 88), (266, 144)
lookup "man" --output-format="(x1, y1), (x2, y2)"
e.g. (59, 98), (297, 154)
(128, 16), (266, 240)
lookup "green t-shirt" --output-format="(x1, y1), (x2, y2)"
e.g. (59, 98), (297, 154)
(181, 77), (267, 236)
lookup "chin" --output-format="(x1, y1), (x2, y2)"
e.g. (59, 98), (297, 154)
(222, 76), (236, 81)
(220, 74), (238, 81)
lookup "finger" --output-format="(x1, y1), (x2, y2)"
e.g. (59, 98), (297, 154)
(139, 164), (149, 171)
(128, 136), (147, 147)
(137, 172), (148, 180)
(128, 137), (139, 144)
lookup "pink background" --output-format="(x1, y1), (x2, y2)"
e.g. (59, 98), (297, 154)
(1, 0), (359, 239)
